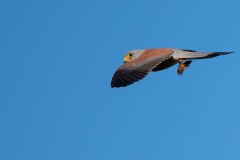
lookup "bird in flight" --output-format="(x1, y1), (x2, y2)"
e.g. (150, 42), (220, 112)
(111, 48), (233, 88)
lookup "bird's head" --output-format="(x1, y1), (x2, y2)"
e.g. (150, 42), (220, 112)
(124, 50), (144, 63)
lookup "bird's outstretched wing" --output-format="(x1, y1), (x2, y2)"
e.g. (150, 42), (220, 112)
(111, 51), (173, 88)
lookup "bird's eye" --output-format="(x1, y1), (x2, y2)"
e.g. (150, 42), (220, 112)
(128, 53), (132, 57)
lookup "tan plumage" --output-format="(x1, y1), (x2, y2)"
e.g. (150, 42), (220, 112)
(111, 48), (233, 88)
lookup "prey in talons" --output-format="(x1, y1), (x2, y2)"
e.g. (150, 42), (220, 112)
(177, 60), (192, 76)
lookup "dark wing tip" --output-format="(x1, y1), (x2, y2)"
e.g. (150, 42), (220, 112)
(111, 79), (134, 88)
(180, 49), (197, 52)
(111, 70), (148, 88)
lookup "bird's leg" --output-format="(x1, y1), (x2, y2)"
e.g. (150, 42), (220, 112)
(177, 60), (192, 76)
(177, 60), (184, 76)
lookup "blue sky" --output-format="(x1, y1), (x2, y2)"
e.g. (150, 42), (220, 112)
(0, 0), (240, 160)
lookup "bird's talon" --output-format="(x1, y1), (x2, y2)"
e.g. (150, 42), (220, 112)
(177, 60), (192, 76)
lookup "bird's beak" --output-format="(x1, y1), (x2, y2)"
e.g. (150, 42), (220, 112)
(124, 56), (131, 64)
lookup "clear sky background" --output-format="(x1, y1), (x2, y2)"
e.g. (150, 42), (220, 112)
(0, 0), (240, 160)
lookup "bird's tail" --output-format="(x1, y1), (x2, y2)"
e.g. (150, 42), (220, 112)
(173, 49), (234, 60)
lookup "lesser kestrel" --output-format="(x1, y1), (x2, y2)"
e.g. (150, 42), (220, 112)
(111, 48), (233, 88)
